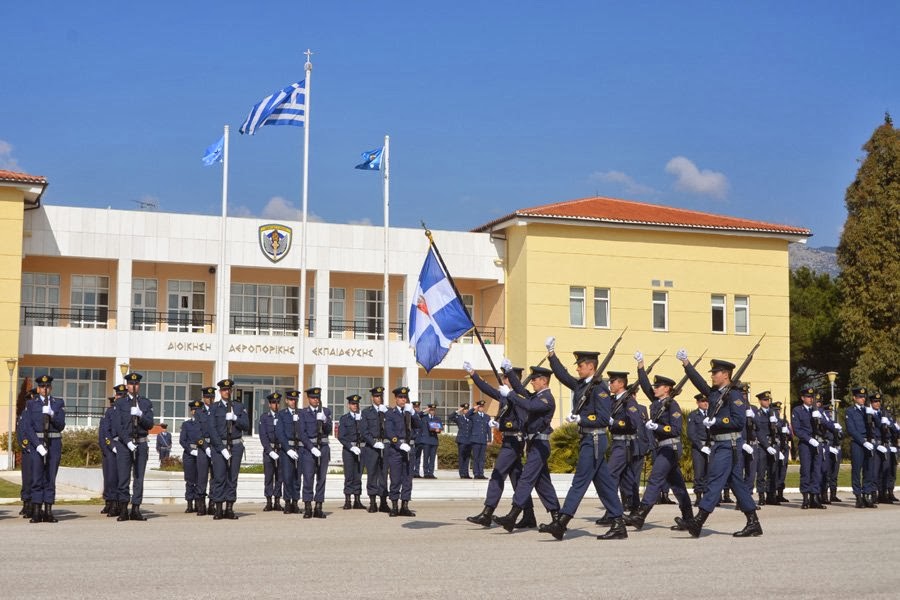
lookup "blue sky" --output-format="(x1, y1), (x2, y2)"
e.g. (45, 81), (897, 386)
(3, 2), (897, 247)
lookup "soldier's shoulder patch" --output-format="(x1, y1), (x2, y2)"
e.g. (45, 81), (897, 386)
(504, 422), (513, 429)
(663, 425), (672, 432)
(628, 406), (637, 413)
(391, 437), (398, 443)
(541, 398), (549, 404)
(672, 412), (681, 418)
(734, 400), (744, 407)
(618, 420), (626, 427)
(198, 439), (203, 445)
(722, 417), (730, 424)
(587, 414), (597, 422)
(599, 392), (609, 398)
(105, 439), (111, 445)
(22, 439), (28, 446)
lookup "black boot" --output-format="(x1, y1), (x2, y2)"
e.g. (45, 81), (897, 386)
(676, 508), (709, 538)
(292, 499), (301, 514)
(514, 505), (537, 529)
(130, 504), (147, 521)
(196, 498), (207, 516)
(884, 491), (896, 505)
(343, 495), (352, 510)
(399, 501), (415, 517)
(22, 500), (33, 519)
(213, 501), (224, 520)
(389, 499), (399, 517)
(379, 495), (391, 514)
(314, 502), (326, 518)
(890, 491), (899, 503)
(273, 497), (283, 511)
(185, 499), (195, 513)
(594, 513), (613, 526)
(117, 501), (130, 521)
(542, 513), (572, 541)
(776, 487), (789, 503)
(108, 499), (120, 518)
(493, 504), (522, 532)
(865, 493), (877, 508)
(855, 495), (865, 508)
(264, 497), (274, 512)
(283, 499), (293, 514)
(721, 489), (733, 504)
(767, 491), (780, 506)
(225, 501), (238, 520)
(538, 510), (560, 533)
(757, 494), (766, 509)
(659, 492), (675, 505)
(353, 495), (365, 509)
(693, 492), (701, 507)
(801, 492), (809, 509)
(367, 495), (379, 513)
(466, 505), (495, 527)
(598, 516), (628, 539)
(821, 491), (832, 505)
(670, 504), (694, 530)
(830, 488), (841, 503)
(624, 503), (652, 530)
(30, 503), (44, 523)
(43, 503), (58, 523)
(101, 500), (110, 514)
(870, 492), (879, 507)
(733, 510), (763, 537)
(303, 501), (313, 519)
(811, 493), (826, 509)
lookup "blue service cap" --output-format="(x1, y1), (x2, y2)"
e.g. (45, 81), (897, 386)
(573, 351), (600, 365)
(708, 359), (735, 373)
(304, 387), (321, 398)
(652, 375), (676, 387)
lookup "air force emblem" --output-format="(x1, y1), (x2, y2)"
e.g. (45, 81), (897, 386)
(259, 224), (293, 263)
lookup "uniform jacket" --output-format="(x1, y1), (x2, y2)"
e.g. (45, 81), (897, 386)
(383, 408), (421, 449)
(179, 416), (205, 452)
(208, 400), (250, 452)
(298, 406), (333, 449)
(20, 395), (66, 449)
(258, 410), (281, 454)
(360, 404), (384, 447)
(338, 411), (365, 450)
(683, 363), (746, 434)
(467, 410), (491, 445)
(549, 352), (613, 426)
(449, 411), (472, 444)
(111, 394), (154, 444)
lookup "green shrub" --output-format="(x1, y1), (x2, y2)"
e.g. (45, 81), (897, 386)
(437, 434), (499, 470)
(60, 428), (102, 467)
(158, 456), (183, 471)
(548, 423), (580, 473)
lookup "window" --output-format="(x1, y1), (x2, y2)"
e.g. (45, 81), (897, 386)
(328, 287), (345, 338)
(418, 378), (471, 434)
(711, 294), (726, 333)
(593, 288), (610, 328)
(70, 275), (110, 328)
(328, 375), (381, 420)
(18, 366), (107, 428)
(735, 296), (750, 334)
(569, 286), (585, 327)
(167, 280), (206, 333)
(460, 293), (475, 343)
(132, 278), (158, 331)
(230, 282), (299, 336)
(21, 272), (60, 325)
(353, 289), (384, 340)
(652, 291), (668, 331)
(141, 370), (204, 431)
(307, 286), (315, 336)
(396, 289), (405, 340)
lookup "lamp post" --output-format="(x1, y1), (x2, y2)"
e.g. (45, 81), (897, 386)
(826, 371), (838, 406)
(119, 362), (129, 383)
(6, 357), (17, 470)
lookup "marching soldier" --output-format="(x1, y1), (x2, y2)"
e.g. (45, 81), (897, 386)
(626, 399), (651, 512)
(793, 387), (825, 509)
(20, 374), (66, 523)
(687, 393), (711, 507)
(360, 386), (390, 513)
(846, 387), (877, 507)
(180, 399), (205, 513)
(449, 402), (472, 478)
(596, 370), (642, 528)
(208, 378), (250, 520)
(195, 386), (216, 516)
(338, 394), (366, 509)
(300, 387), (331, 519)
(259, 392), (284, 512)
(111, 372), (153, 521)
(754, 391), (780, 505)
(276, 390), (303, 514)
(383, 386), (421, 516)
(99, 386), (124, 516)
(420, 403), (442, 478)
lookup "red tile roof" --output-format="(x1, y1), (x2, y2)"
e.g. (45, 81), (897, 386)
(473, 196), (811, 237)
(0, 169), (48, 185)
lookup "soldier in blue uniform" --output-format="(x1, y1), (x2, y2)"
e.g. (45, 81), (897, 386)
(793, 387), (825, 509)
(299, 386), (331, 518)
(674, 352), (762, 538)
(884, 404), (899, 503)
(208, 378), (250, 520)
(846, 387), (877, 507)
(449, 402), (472, 478)
(179, 399), (205, 513)
(276, 390), (303, 514)
(195, 386), (216, 516)
(412, 399), (425, 478)
(20, 374), (66, 523)
(736, 383), (760, 509)
(384, 386), (421, 516)
(687, 393), (711, 507)
(338, 394), (366, 509)
(156, 423), (172, 461)
(870, 392), (892, 504)
(360, 386), (390, 513)
(110, 372), (153, 521)
(540, 338), (627, 541)
(99, 388), (122, 516)
(821, 396), (844, 503)
(259, 392), (284, 512)
(773, 402), (792, 502)
(815, 394), (838, 504)
(624, 352), (694, 531)
(596, 369), (643, 527)
(627, 400), (651, 512)
(16, 393), (35, 519)
(468, 400), (491, 479)
(754, 391), (780, 505)
(420, 403), (442, 478)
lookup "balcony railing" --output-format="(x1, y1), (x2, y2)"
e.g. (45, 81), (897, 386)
(230, 314), (314, 337)
(21, 306), (113, 329)
(459, 326), (504, 345)
(132, 310), (215, 333)
(328, 319), (407, 340)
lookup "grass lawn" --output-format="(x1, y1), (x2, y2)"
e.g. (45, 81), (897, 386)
(0, 479), (22, 498)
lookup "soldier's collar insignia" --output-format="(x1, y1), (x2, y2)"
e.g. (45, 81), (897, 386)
(587, 414), (597, 421)
(722, 417), (730, 424)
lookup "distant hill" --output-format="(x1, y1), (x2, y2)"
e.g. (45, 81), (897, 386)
(789, 243), (840, 278)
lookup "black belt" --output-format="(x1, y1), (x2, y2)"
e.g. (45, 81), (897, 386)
(579, 427), (608, 436)
(36, 432), (62, 439)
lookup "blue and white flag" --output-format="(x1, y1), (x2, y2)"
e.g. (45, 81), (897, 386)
(355, 147), (383, 170)
(202, 135), (225, 166)
(239, 80), (306, 135)
(408, 247), (474, 373)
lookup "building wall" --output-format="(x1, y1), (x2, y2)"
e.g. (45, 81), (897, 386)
(0, 188), (24, 436)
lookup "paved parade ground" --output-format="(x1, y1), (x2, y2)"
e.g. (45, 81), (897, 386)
(3, 498), (900, 599)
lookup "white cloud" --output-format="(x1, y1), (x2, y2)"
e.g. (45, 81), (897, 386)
(260, 196), (323, 222)
(348, 217), (373, 226)
(228, 205), (253, 217)
(664, 156), (729, 200)
(589, 170), (657, 196)
(0, 139), (21, 170)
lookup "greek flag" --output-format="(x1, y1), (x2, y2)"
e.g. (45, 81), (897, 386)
(202, 135), (224, 166)
(239, 80), (306, 135)
(408, 247), (474, 373)
(355, 147), (383, 170)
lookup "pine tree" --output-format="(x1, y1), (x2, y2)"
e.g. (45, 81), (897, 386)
(836, 114), (900, 396)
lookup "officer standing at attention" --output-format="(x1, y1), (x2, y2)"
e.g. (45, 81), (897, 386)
(468, 400), (491, 479)
(754, 391), (780, 505)
(299, 387), (332, 519)
(820, 396), (844, 504)
(156, 423), (172, 461)
(412, 399), (425, 478)
(384, 386), (421, 516)
(20, 374), (66, 523)
(195, 386), (216, 516)
(209, 378), (250, 520)
(360, 386), (390, 513)
(276, 390), (303, 514)
(99, 386), (124, 517)
(179, 399), (205, 513)
(338, 394), (366, 509)
(737, 383), (760, 508)
(846, 387), (877, 508)
(871, 392), (891, 503)
(773, 401), (792, 503)
(17, 403), (34, 519)
(687, 393), (711, 507)
(449, 402), (472, 478)
(111, 372), (154, 522)
(259, 392), (284, 512)
(420, 403), (442, 478)
(540, 337), (627, 541)
(674, 351), (762, 538)
(792, 386), (825, 509)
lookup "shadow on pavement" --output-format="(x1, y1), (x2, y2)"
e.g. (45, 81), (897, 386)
(402, 520), (453, 529)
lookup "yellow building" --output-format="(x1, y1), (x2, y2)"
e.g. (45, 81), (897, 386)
(475, 196), (811, 416)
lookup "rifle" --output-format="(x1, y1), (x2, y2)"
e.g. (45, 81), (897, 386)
(42, 396), (51, 467)
(711, 334), (766, 418)
(225, 397), (233, 470)
(573, 326), (628, 415)
(315, 406), (324, 472)
(130, 395), (139, 460)
(403, 408), (413, 468)
(863, 401), (876, 457)
(672, 350), (707, 397)
(520, 354), (549, 386)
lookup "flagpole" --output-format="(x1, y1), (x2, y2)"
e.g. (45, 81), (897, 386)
(298, 51), (312, 391)
(216, 124), (230, 382)
(382, 135), (390, 390)
(421, 227), (502, 385)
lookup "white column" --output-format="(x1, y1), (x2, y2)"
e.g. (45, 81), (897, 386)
(314, 269), (330, 339)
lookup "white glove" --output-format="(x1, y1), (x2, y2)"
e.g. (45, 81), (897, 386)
(702, 417), (715, 428)
(403, 403), (414, 414)
(566, 414), (580, 424)
(877, 445), (887, 454)
(221, 448), (232, 461)
(190, 449), (199, 457)
(350, 446), (361, 456)
(834, 423), (842, 431)
(769, 415), (778, 423)
(399, 443), (411, 453)
(376, 404), (388, 413)
(645, 420), (659, 431)
(500, 358), (512, 372)
(676, 349), (688, 362)
(545, 336), (555, 352)
(778, 452), (785, 460)
(891, 446), (898, 454)
(316, 411), (327, 422)
(292, 413), (299, 421)
(353, 413), (362, 421)
(812, 410), (821, 418)
(112, 445), (118, 454)
(881, 417), (890, 425)
(36, 444), (48, 457)
(287, 449), (299, 460)
(808, 438), (819, 448)
(310, 447), (322, 458)
(634, 350), (643, 362)
(463, 361), (473, 373)
(489, 419), (499, 428)
(127, 441), (137, 452)
(742, 443), (754, 455)
(205, 447), (212, 458)
(609, 417), (615, 426)
(863, 442), (874, 451)
(226, 411), (237, 421)
(829, 447), (839, 455)
(498, 384), (511, 397)
(268, 451), (279, 460)
(766, 446), (777, 456)
(130, 406), (143, 417)
(781, 426), (789, 433)
(41, 404), (53, 415)
(866, 407), (875, 415)
(373, 442), (385, 450)
(745, 409), (754, 418)
(700, 446), (711, 455)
